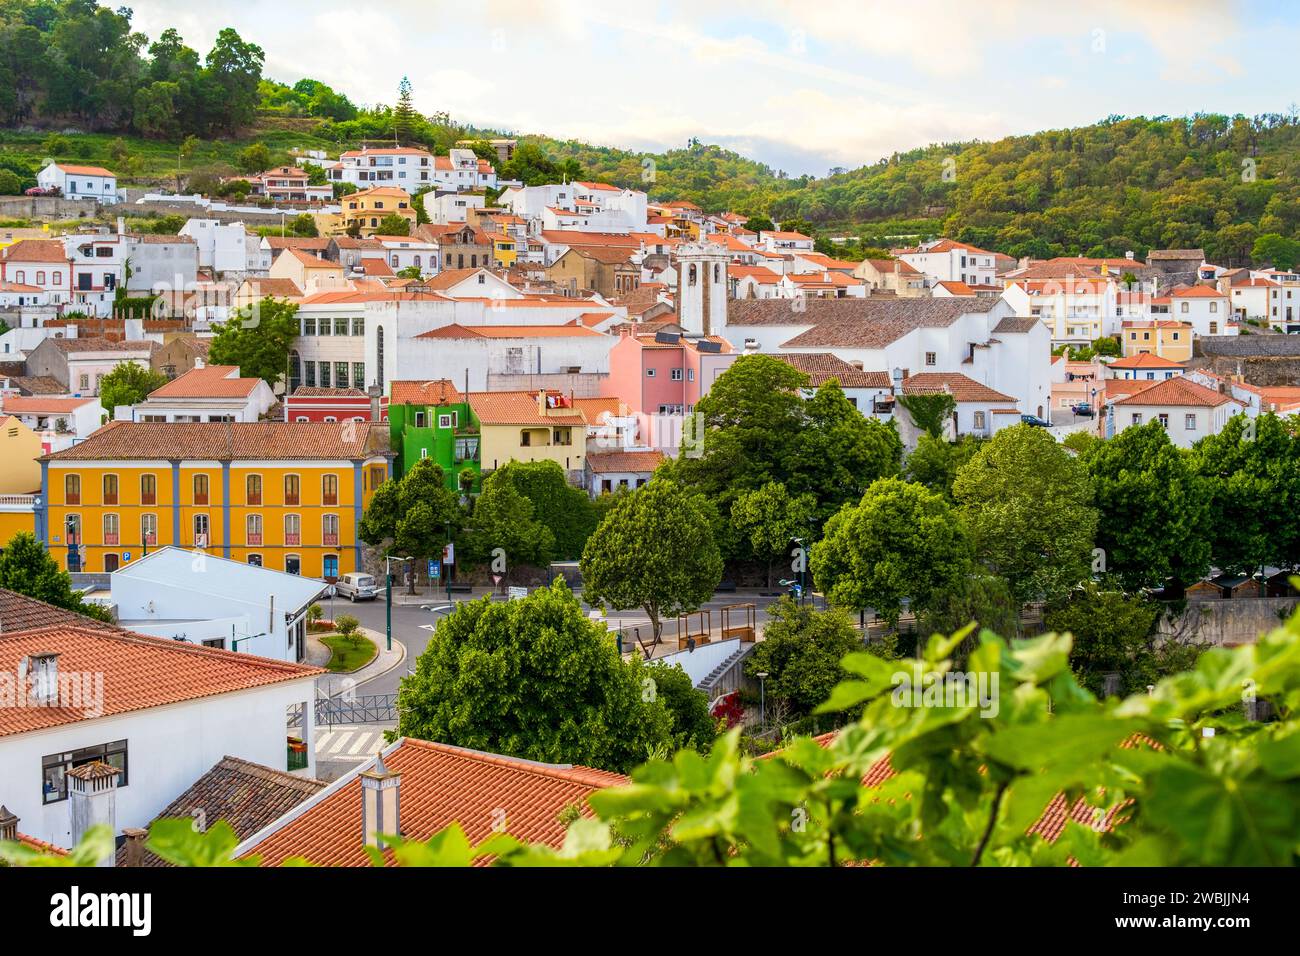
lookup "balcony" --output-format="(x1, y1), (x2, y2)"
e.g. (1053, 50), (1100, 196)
(103, 533), (119, 546)
(286, 737), (308, 772)
(285, 533), (301, 546)
(323, 533), (339, 547)
(247, 533), (263, 546)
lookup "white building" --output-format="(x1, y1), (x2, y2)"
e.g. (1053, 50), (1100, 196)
(180, 219), (262, 275)
(116, 364), (276, 423)
(760, 231), (815, 255)
(60, 231), (128, 318)
(1106, 376), (1244, 449)
(0, 395), (100, 451)
(424, 191), (485, 225)
(110, 546), (327, 663)
(1166, 285), (1235, 337)
(0, 240), (73, 313)
(124, 233), (199, 294)
(37, 162), (118, 203)
(714, 295), (1053, 422)
(0, 611), (319, 852)
(898, 239), (998, 288)
(328, 146), (436, 191)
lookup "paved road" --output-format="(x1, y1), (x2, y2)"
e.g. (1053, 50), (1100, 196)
(316, 588), (793, 697)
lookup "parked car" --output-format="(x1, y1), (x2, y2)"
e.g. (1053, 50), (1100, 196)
(335, 572), (378, 601)
(1020, 414), (1051, 427)
(1070, 402), (1095, 418)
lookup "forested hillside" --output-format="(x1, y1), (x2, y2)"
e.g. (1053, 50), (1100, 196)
(3, 0), (1300, 264)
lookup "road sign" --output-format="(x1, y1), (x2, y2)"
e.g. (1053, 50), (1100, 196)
(507, 586), (528, 601)
(428, 559), (442, 580)
(327, 584), (337, 598)
(443, 543), (455, 565)
(122, 552), (131, 561)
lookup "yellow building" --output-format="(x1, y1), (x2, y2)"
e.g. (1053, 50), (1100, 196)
(0, 415), (43, 494)
(467, 391), (587, 480)
(338, 187), (417, 237)
(484, 232), (517, 268)
(1121, 320), (1193, 362)
(40, 421), (393, 578)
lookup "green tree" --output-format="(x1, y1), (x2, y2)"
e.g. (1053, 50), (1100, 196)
(396, 265), (422, 279)
(206, 298), (299, 389)
(645, 662), (717, 753)
(744, 597), (867, 729)
(0, 169), (21, 195)
(360, 458), (461, 592)
(953, 424), (1098, 606)
(903, 433), (983, 498)
(917, 571), (1020, 648)
(810, 477), (970, 626)
(463, 469), (555, 571)
(1044, 587), (1162, 696)
(1083, 420), (1211, 590)
(395, 581), (676, 773)
(581, 480), (722, 644)
(393, 76), (417, 143)
(97, 362), (167, 415)
(743, 214), (775, 233)
(0, 532), (108, 620)
(1252, 233), (1300, 271)
(375, 213), (410, 236)
(730, 481), (815, 587)
(1191, 412), (1300, 575)
(493, 460), (596, 559)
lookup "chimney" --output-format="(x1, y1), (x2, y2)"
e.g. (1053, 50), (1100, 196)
(116, 216), (125, 236)
(22, 651), (59, 706)
(368, 382), (382, 422)
(1125, 250), (1135, 260)
(121, 827), (149, 866)
(0, 805), (17, 842)
(360, 752), (401, 849)
(67, 761), (121, 866)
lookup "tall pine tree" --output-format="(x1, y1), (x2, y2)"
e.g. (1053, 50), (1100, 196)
(394, 76), (416, 144)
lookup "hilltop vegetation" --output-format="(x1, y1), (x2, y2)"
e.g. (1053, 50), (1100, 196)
(2, 1), (1299, 265)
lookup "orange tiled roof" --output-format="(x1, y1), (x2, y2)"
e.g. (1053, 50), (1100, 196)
(1113, 376), (1236, 408)
(243, 738), (627, 866)
(148, 365), (263, 400)
(0, 626), (321, 737)
(0, 395), (96, 414)
(1, 239), (69, 264)
(54, 163), (115, 177)
(1107, 353), (1184, 369)
(467, 391), (585, 426)
(902, 372), (1015, 404)
(389, 379), (462, 407)
(586, 450), (665, 473)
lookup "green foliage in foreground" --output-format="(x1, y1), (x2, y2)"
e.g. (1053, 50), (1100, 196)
(11, 605), (1300, 867)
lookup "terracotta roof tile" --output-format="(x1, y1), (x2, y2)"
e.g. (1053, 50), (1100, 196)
(1113, 376), (1236, 408)
(389, 380), (462, 406)
(43, 421), (388, 461)
(120, 756), (325, 867)
(148, 365), (263, 399)
(467, 391), (585, 426)
(586, 450), (664, 473)
(242, 738), (626, 866)
(903, 372), (1015, 404)
(771, 353), (891, 388)
(0, 626), (321, 737)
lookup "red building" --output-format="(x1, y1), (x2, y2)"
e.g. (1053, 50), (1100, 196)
(285, 386), (387, 423)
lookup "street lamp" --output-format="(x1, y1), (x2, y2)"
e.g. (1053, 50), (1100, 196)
(756, 672), (769, 728)
(444, 521), (454, 608)
(383, 554), (410, 652)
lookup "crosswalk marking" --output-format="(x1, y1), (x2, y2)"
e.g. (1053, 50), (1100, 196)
(327, 731), (354, 754)
(347, 734), (371, 755)
(314, 726), (390, 760)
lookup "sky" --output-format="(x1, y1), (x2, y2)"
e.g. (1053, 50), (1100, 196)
(120, 0), (1296, 177)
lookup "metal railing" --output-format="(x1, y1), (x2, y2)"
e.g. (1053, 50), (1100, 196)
(287, 693), (398, 729)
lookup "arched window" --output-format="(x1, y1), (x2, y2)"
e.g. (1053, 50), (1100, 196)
(246, 514), (262, 545)
(102, 474), (118, 505)
(323, 513), (339, 545)
(322, 474), (338, 506)
(65, 474), (80, 505)
(246, 474), (262, 505)
(193, 474), (209, 505)
(284, 514), (301, 545)
(102, 513), (119, 545)
(141, 514), (157, 547)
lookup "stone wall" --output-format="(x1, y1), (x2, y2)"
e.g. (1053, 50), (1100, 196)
(1156, 597), (1298, 646)
(0, 195), (102, 221)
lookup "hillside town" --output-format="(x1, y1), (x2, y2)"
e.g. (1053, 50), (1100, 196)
(0, 7), (1296, 923)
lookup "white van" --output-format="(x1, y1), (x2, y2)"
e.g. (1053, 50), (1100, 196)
(336, 572), (379, 601)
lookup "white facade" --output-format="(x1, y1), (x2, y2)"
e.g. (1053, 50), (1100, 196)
(180, 219), (259, 275)
(111, 546), (327, 663)
(899, 240), (997, 287)
(1108, 398), (1243, 449)
(329, 147), (436, 191)
(125, 236), (199, 294)
(425, 191), (485, 225)
(1167, 288), (1234, 337)
(0, 678), (316, 850)
(38, 162), (118, 203)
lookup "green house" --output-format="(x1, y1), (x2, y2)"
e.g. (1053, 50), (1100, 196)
(388, 380), (482, 492)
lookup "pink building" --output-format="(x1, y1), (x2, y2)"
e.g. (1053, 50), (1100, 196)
(1049, 355), (1106, 416)
(599, 326), (737, 453)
